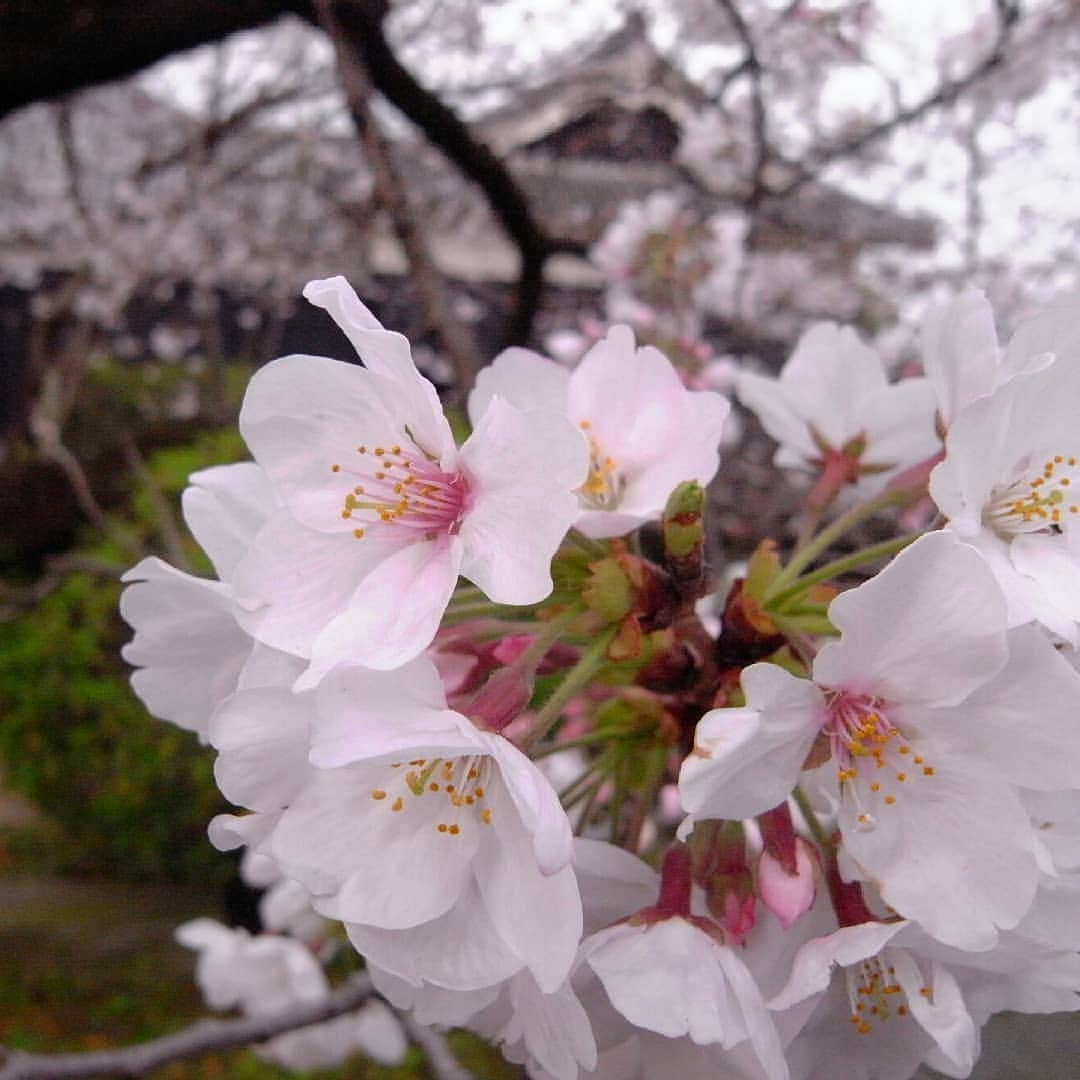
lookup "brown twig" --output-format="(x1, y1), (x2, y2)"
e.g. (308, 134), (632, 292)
(119, 434), (192, 572)
(327, 0), (567, 345)
(716, 0), (769, 206)
(315, 0), (485, 398)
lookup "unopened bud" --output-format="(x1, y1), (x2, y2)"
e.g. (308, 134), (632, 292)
(662, 481), (706, 596)
(466, 666), (532, 733)
(758, 838), (818, 929)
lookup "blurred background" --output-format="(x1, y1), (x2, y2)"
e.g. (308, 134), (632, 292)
(2, 0), (1080, 1075)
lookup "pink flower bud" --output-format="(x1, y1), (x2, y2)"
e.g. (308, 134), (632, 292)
(757, 837), (817, 930)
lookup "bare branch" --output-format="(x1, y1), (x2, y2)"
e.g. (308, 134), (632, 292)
(328, 0), (566, 345)
(397, 1014), (473, 1080)
(769, 0), (1021, 198)
(314, 0), (485, 396)
(0, 975), (375, 1080)
(716, 0), (769, 205)
(119, 434), (192, 572)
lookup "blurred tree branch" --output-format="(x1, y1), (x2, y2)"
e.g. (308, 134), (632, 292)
(327, 0), (580, 345)
(0, 972), (469, 1080)
(315, 0), (485, 394)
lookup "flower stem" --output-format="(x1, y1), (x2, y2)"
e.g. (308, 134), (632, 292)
(520, 628), (616, 751)
(765, 487), (909, 602)
(441, 599), (539, 624)
(514, 606), (582, 669)
(791, 786), (832, 850)
(564, 529), (608, 559)
(768, 532), (923, 610)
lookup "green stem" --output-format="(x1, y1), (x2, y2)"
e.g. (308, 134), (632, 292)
(441, 600), (541, 625)
(564, 529), (608, 558)
(791, 786), (832, 849)
(513, 606), (581, 669)
(576, 777), (605, 833)
(768, 533), (923, 610)
(531, 729), (614, 758)
(521, 628), (616, 751)
(765, 487), (909, 602)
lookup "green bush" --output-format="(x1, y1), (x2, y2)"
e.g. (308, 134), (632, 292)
(0, 373), (251, 882)
(0, 568), (227, 882)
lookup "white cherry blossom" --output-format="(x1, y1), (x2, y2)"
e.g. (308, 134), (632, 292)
(175, 918), (406, 1069)
(120, 462), (280, 740)
(773, 917), (1080, 1080)
(930, 331), (1080, 643)
(679, 531), (1080, 950)
(469, 325), (730, 538)
(234, 276), (588, 683)
(228, 657), (585, 993)
(737, 322), (937, 487)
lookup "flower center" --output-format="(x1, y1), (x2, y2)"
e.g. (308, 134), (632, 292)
(578, 419), (623, 509)
(823, 691), (936, 833)
(331, 442), (468, 539)
(984, 452), (1080, 539)
(845, 953), (928, 1035)
(368, 755), (494, 836)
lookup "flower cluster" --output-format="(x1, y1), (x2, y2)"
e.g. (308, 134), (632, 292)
(122, 278), (1080, 1078)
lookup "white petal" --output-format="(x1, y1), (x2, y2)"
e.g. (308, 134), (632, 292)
(310, 658), (471, 769)
(300, 536), (462, 683)
(679, 664), (824, 822)
(347, 879), (524, 991)
(181, 462), (275, 581)
(484, 733), (574, 874)
(239, 353), (402, 531)
(921, 288), (1000, 423)
(476, 779), (582, 992)
(120, 557), (251, 739)
(573, 838), (658, 934)
(468, 346), (570, 426)
(892, 951), (976, 1074)
(917, 624), (1080, 791)
(209, 687), (313, 811)
(232, 509), (397, 657)
(768, 921), (907, 1010)
(271, 763), (479, 929)
(814, 532), (1008, 707)
(302, 276), (455, 465)
(569, 326), (692, 470)
(457, 396), (586, 604)
(839, 759), (1037, 950)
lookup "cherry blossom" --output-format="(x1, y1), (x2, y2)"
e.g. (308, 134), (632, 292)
(773, 917), (1080, 1080)
(120, 462), (280, 740)
(679, 531), (1080, 949)
(233, 275), (588, 683)
(175, 918), (406, 1069)
(469, 325), (730, 538)
(930, 318), (1080, 642)
(737, 322), (938, 490)
(212, 656), (582, 994)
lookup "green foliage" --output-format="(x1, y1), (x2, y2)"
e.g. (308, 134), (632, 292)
(0, 359), (251, 882)
(0, 567), (226, 882)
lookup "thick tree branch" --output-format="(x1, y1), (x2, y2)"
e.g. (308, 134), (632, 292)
(0, 1), (312, 120)
(329, 0), (565, 345)
(315, 0), (484, 395)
